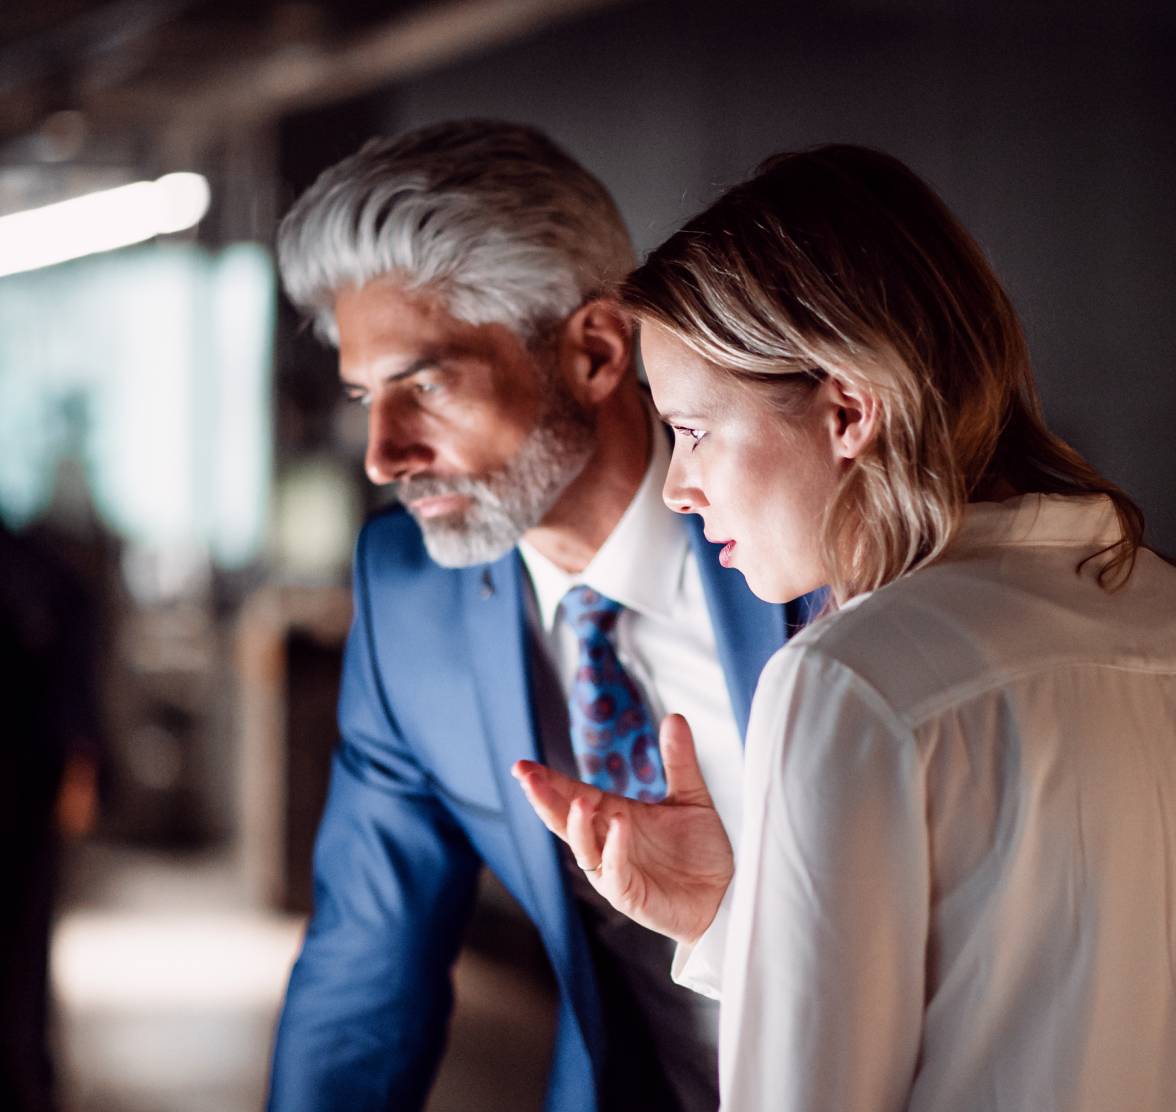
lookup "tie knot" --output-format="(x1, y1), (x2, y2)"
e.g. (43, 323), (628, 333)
(561, 585), (622, 637)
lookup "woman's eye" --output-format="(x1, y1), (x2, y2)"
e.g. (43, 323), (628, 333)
(674, 425), (707, 451)
(344, 391), (371, 410)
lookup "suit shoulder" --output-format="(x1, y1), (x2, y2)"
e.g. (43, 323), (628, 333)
(358, 500), (416, 543)
(355, 503), (442, 584)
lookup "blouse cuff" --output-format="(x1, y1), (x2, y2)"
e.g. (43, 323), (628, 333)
(670, 880), (735, 1000)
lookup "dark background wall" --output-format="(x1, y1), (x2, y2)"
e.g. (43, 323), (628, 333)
(329, 0), (1176, 552)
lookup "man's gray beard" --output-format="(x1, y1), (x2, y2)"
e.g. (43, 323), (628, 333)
(395, 389), (596, 568)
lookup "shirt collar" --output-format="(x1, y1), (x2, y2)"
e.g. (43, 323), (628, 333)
(832, 493), (1122, 617)
(949, 493), (1121, 553)
(519, 409), (689, 633)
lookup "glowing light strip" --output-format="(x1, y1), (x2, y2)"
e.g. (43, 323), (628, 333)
(0, 173), (211, 278)
(52, 910), (304, 1010)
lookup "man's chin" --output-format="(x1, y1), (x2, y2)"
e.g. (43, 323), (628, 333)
(416, 514), (522, 569)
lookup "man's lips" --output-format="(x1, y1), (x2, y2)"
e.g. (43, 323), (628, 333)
(408, 494), (472, 519)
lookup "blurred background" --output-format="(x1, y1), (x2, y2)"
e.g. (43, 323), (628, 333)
(1, 1), (1173, 1109)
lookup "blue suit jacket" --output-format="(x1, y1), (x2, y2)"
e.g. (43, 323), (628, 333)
(268, 504), (821, 1111)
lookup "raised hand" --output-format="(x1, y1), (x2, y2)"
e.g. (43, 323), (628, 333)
(512, 713), (733, 944)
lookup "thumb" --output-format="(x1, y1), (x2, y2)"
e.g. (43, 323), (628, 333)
(660, 714), (714, 808)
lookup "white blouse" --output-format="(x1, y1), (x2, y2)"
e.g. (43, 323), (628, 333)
(677, 495), (1176, 1112)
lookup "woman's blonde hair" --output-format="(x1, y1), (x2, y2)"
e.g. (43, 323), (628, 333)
(620, 145), (1143, 605)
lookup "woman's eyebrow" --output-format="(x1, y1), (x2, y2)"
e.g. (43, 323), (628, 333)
(657, 409), (701, 425)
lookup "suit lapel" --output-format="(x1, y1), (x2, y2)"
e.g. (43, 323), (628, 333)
(462, 554), (542, 770)
(461, 553), (605, 1057)
(685, 514), (789, 741)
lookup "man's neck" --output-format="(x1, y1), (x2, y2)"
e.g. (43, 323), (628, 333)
(523, 385), (651, 574)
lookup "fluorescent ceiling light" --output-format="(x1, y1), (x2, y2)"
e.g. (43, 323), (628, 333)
(0, 173), (211, 278)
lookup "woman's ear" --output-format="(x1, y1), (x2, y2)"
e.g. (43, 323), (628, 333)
(558, 298), (633, 404)
(826, 374), (881, 461)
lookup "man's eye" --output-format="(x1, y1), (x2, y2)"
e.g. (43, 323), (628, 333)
(344, 391), (371, 409)
(414, 379), (441, 396)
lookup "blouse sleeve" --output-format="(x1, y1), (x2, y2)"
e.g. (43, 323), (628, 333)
(719, 647), (928, 1112)
(670, 875), (736, 1000)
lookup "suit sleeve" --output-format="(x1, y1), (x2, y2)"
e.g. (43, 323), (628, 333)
(268, 531), (482, 1112)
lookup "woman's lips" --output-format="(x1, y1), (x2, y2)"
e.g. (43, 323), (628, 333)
(718, 540), (736, 568)
(409, 494), (471, 519)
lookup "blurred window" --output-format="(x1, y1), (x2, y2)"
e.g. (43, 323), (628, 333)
(0, 244), (274, 569)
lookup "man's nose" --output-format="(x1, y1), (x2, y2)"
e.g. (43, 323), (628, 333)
(364, 400), (433, 486)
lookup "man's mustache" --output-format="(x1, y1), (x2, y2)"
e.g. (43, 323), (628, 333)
(395, 473), (497, 506)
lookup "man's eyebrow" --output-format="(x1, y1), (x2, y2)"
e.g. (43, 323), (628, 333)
(381, 356), (436, 383)
(341, 351), (449, 389)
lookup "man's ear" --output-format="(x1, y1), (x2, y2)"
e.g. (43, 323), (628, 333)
(825, 374), (881, 462)
(558, 299), (633, 404)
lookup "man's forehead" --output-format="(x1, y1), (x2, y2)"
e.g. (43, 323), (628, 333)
(334, 283), (531, 382)
(334, 277), (452, 338)
(336, 285), (476, 368)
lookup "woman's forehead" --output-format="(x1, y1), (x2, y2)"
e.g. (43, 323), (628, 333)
(645, 362), (730, 423)
(639, 320), (715, 386)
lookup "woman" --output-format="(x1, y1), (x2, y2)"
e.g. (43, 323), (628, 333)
(515, 145), (1176, 1110)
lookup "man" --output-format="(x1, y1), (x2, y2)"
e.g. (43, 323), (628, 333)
(267, 119), (819, 1112)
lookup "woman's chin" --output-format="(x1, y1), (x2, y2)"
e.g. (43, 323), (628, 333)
(738, 561), (820, 606)
(737, 565), (788, 605)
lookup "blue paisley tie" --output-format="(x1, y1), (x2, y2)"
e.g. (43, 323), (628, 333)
(561, 585), (666, 802)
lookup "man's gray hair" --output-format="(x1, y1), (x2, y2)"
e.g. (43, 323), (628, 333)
(277, 119), (636, 343)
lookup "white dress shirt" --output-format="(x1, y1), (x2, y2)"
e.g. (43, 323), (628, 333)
(679, 494), (1176, 1112)
(519, 414), (746, 846)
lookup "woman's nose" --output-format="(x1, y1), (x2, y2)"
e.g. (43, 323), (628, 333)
(662, 456), (705, 515)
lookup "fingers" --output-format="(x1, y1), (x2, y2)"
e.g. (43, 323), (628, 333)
(600, 812), (632, 884)
(598, 814), (649, 928)
(512, 761), (573, 839)
(512, 760), (607, 843)
(659, 714), (714, 807)
(567, 796), (604, 874)
(512, 760), (592, 805)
